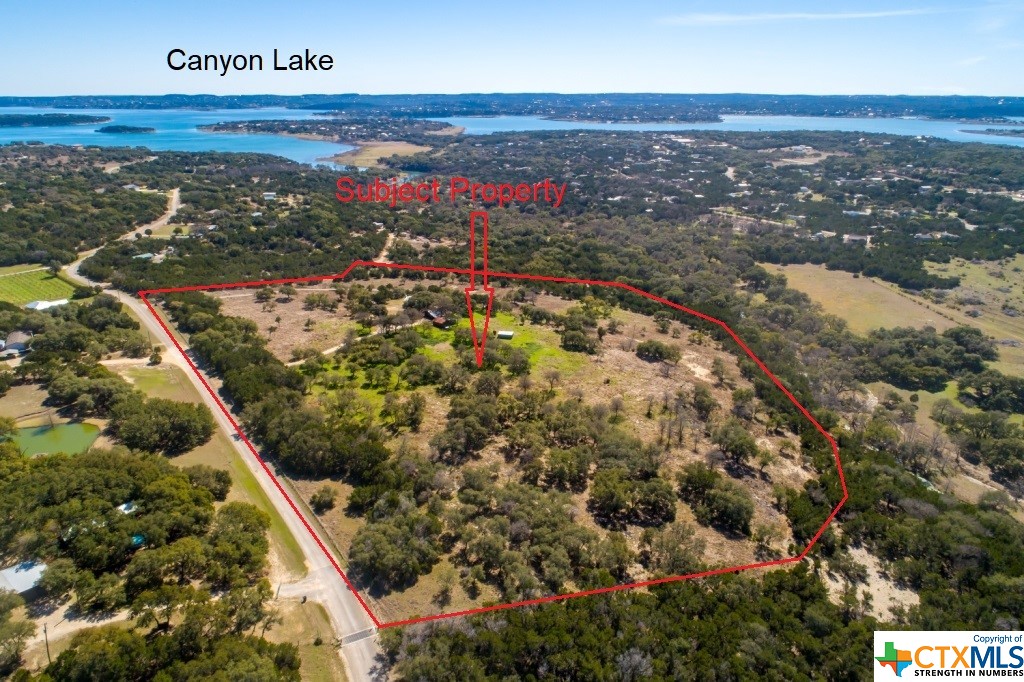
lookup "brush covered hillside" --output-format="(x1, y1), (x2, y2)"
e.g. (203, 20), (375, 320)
(163, 276), (820, 622)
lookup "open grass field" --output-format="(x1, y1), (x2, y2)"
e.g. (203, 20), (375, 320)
(121, 364), (196, 402)
(0, 384), (52, 423)
(762, 263), (956, 334)
(0, 264), (46, 276)
(146, 223), (189, 238)
(0, 267), (77, 305)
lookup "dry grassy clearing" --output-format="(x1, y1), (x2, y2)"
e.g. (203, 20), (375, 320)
(210, 286), (358, 361)
(267, 601), (349, 682)
(762, 263), (956, 334)
(326, 141), (432, 168)
(765, 260), (1024, 376)
(922, 254), (1024, 375)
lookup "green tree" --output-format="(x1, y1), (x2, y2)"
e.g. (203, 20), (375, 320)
(692, 384), (719, 420)
(111, 398), (215, 454)
(311, 486), (338, 514)
(711, 417), (760, 466)
(0, 590), (34, 675)
(640, 522), (706, 576)
(46, 625), (150, 682)
(184, 464), (232, 501)
(636, 340), (680, 363)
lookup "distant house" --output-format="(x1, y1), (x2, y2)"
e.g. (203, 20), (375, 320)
(424, 309), (452, 328)
(122, 183), (141, 191)
(843, 234), (872, 246)
(810, 231), (837, 241)
(262, 192), (277, 201)
(497, 331), (514, 340)
(0, 561), (47, 598)
(132, 253), (154, 260)
(0, 331), (32, 358)
(24, 299), (68, 311)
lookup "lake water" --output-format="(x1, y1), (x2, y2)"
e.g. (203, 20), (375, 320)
(0, 107), (353, 166)
(13, 422), (100, 456)
(3, 108), (1023, 166)
(431, 114), (1024, 147)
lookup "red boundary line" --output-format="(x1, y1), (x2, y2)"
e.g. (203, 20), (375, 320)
(138, 259), (848, 630)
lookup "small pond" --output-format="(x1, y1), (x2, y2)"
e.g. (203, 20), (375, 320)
(12, 423), (100, 456)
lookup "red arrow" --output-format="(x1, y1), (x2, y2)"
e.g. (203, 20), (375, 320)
(465, 211), (494, 368)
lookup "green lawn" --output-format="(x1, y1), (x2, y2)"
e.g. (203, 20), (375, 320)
(415, 311), (585, 373)
(0, 268), (77, 305)
(0, 264), (46, 276)
(123, 365), (196, 402)
(147, 224), (189, 238)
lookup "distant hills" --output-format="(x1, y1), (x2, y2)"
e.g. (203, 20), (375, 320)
(2, 94), (1024, 123)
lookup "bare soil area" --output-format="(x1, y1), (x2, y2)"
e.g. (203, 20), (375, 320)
(210, 286), (356, 361)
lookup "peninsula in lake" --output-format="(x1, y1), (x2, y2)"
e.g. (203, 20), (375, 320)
(96, 125), (156, 134)
(962, 127), (1024, 139)
(0, 113), (110, 127)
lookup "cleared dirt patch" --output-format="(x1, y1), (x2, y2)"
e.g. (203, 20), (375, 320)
(824, 545), (919, 621)
(210, 287), (356, 362)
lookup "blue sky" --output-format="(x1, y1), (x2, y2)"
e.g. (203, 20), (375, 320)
(2, 1), (1022, 95)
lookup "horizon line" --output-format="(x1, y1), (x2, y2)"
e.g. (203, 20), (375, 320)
(2, 91), (1024, 99)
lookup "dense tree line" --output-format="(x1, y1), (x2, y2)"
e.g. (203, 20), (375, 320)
(380, 564), (875, 680)
(845, 325), (998, 392)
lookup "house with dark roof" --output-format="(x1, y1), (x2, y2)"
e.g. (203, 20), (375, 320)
(424, 309), (453, 328)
